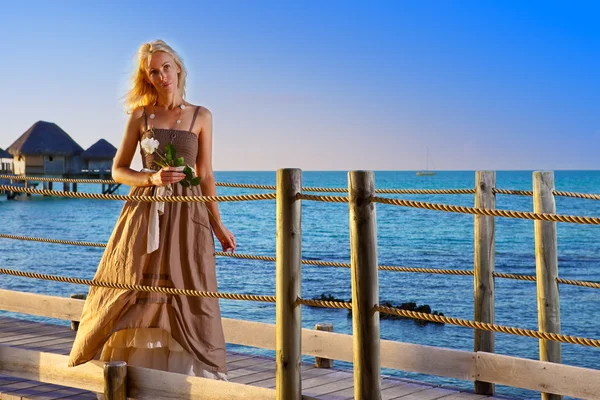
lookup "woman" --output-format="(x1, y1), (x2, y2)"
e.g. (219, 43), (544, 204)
(68, 40), (235, 380)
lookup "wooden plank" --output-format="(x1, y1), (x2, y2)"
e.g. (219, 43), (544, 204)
(380, 381), (431, 399)
(0, 380), (73, 399)
(477, 352), (600, 399)
(438, 392), (491, 399)
(301, 371), (353, 390)
(390, 387), (455, 400)
(0, 289), (84, 321)
(473, 170), (495, 395)
(127, 364), (277, 400)
(302, 376), (354, 396)
(0, 346), (105, 393)
(25, 387), (91, 400)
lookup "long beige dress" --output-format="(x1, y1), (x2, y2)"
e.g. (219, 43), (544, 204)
(68, 111), (227, 379)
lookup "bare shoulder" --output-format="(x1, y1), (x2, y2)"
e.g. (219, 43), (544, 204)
(188, 105), (212, 135)
(189, 104), (212, 121)
(130, 106), (146, 120)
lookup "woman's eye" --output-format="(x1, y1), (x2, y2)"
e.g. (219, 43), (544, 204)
(164, 64), (170, 70)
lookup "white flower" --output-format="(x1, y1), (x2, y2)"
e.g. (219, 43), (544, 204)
(141, 137), (160, 155)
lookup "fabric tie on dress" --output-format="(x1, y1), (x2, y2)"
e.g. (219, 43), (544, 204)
(142, 168), (172, 254)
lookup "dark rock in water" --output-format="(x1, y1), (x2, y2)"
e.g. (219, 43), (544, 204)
(308, 293), (444, 326)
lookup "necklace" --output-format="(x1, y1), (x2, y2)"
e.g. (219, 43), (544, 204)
(149, 103), (186, 125)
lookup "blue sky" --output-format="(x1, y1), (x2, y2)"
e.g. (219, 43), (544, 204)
(1, 1), (598, 170)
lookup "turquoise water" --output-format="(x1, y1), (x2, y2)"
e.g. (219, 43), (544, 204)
(1, 170), (600, 399)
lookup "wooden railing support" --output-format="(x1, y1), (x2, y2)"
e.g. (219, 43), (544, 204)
(104, 361), (127, 400)
(533, 171), (562, 400)
(275, 168), (302, 400)
(474, 170), (496, 395)
(314, 323), (334, 368)
(348, 170), (381, 400)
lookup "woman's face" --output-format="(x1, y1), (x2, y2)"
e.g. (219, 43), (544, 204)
(147, 51), (180, 93)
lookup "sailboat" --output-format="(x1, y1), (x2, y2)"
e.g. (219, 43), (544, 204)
(416, 147), (436, 176)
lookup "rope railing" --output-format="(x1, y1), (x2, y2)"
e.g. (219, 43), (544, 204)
(5, 174), (600, 200)
(1, 233), (599, 289)
(6, 184), (599, 225)
(2, 266), (598, 349)
(0, 268), (276, 303)
(371, 196), (600, 225)
(374, 305), (600, 348)
(0, 174), (115, 184)
(0, 185), (276, 202)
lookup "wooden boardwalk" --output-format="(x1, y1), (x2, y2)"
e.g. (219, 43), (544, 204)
(0, 316), (511, 400)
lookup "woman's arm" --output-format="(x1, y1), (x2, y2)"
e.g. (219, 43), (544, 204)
(195, 107), (221, 225)
(112, 108), (184, 187)
(195, 107), (236, 252)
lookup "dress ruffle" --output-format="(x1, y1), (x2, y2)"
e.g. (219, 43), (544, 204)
(99, 328), (228, 380)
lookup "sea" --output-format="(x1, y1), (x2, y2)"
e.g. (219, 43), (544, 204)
(1, 170), (599, 399)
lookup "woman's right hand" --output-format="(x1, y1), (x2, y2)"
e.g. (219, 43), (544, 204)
(150, 167), (185, 186)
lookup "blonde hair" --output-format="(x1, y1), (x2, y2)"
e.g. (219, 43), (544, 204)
(125, 40), (187, 111)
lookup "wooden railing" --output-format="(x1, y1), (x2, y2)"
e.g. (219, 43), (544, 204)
(1, 168), (600, 400)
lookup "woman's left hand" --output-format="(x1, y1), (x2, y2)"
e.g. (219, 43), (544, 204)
(215, 225), (236, 253)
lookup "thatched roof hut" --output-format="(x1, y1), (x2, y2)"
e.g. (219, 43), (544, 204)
(0, 147), (12, 174)
(0, 147), (12, 159)
(7, 121), (83, 157)
(81, 139), (117, 160)
(7, 121), (84, 175)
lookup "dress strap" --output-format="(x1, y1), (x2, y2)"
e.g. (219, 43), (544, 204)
(143, 107), (149, 131)
(189, 106), (200, 132)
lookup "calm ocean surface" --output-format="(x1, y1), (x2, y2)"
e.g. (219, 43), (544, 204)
(1, 170), (599, 399)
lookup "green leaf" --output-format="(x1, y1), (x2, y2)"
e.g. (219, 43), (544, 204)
(165, 144), (175, 162)
(191, 177), (201, 186)
(174, 157), (185, 167)
(183, 166), (193, 179)
(180, 179), (190, 188)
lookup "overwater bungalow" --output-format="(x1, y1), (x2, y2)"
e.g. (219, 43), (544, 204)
(81, 138), (117, 173)
(0, 147), (12, 174)
(7, 121), (84, 176)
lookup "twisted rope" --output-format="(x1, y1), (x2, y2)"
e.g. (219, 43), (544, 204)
(376, 188), (475, 195)
(0, 175), (114, 184)
(493, 188), (533, 196)
(375, 305), (600, 348)
(372, 196), (600, 225)
(297, 193), (349, 203)
(0, 233), (106, 248)
(553, 190), (600, 201)
(2, 234), (599, 289)
(297, 298), (353, 309)
(556, 277), (600, 289)
(216, 182), (276, 190)
(5, 174), (600, 200)
(0, 185), (276, 202)
(0, 268), (276, 303)
(2, 264), (598, 347)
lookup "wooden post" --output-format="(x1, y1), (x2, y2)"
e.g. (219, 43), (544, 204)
(63, 181), (70, 192)
(276, 168), (302, 400)
(70, 293), (87, 330)
(73, 182), (78, 192)
(48, 181), (53, 191)
(314, 323), (334, 368)
(348, 170), (381, 400)
(103, 361), (127, 400)
(474, 171), (496, 395)
(533, 171), (562, 400)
